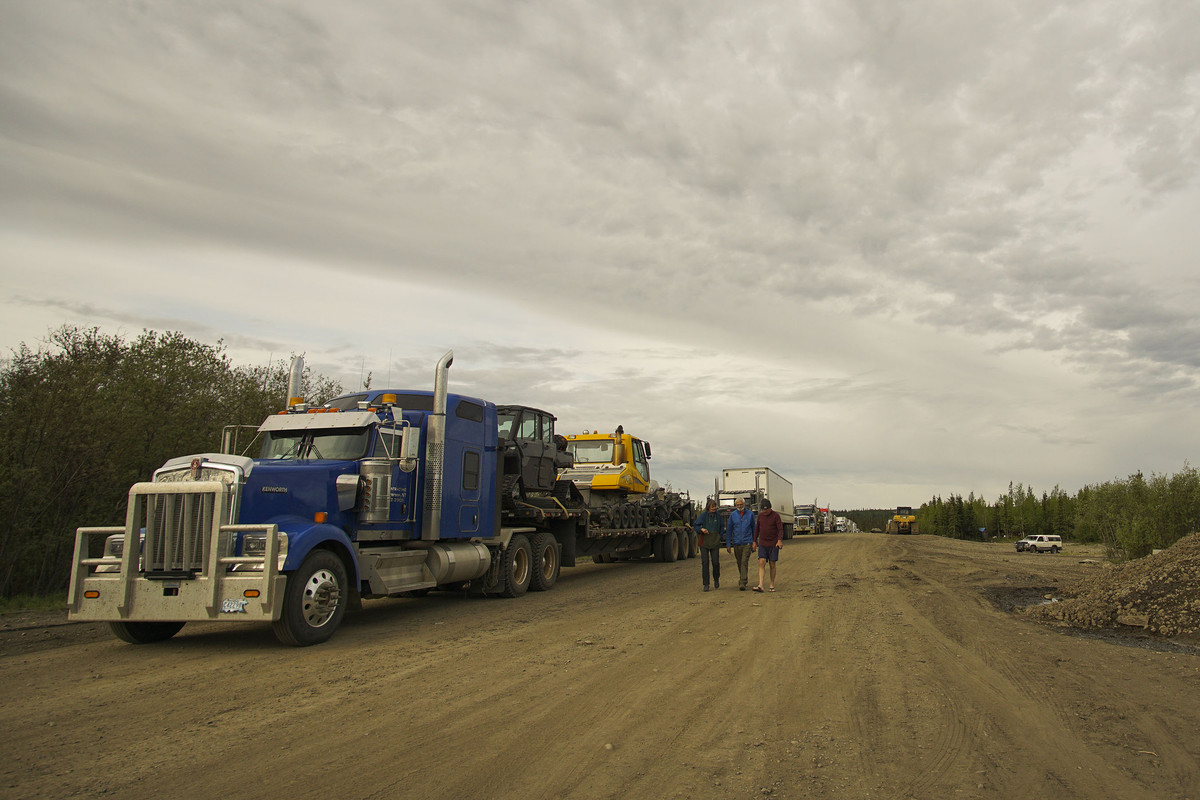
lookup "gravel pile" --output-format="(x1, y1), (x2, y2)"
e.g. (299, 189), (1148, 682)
(1022, 532), (1200, 637)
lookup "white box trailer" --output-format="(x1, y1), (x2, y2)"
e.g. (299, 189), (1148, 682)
(718, 467), (795, 538)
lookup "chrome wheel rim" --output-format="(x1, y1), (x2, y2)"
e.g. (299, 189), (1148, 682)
(301, 568), (341, 628)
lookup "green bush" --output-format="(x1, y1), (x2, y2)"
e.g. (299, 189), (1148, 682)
(0, 325), (341, 597)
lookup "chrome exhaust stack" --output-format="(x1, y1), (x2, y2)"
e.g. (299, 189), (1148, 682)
(287, 356), (304, 407)
(422, 350), (454, 540)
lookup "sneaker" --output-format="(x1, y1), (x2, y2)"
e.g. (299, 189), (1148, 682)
(702, 586), (710, 592)
(714, 580), (720, 589)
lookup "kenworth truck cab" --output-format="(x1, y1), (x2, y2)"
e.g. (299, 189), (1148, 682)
(69, 352), (697, 646)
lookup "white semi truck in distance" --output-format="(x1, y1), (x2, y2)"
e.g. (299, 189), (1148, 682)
(716, 467), (795, 539)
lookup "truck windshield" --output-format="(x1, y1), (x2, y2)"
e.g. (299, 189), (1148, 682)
(568, 440), (613, 463)
(260, 428), (372, 461)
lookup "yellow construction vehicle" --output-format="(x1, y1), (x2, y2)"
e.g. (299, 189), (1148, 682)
(558, 426), (691, 530)
(885, 506), (919, 535)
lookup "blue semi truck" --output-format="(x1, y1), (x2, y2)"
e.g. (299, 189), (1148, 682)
(68, 352), (694, 646)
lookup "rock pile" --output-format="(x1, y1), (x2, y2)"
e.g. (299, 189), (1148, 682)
(1022, 532), (1200, 637)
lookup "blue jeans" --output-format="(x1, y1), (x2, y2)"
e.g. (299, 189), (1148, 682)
(700, 547), (721, 587)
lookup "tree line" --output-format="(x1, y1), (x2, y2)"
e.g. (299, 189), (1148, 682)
(5, 325), (1196, 597)
(0, 326), (341, 598)
(844, 469), (1200, 561)
(916, 470), (1200, 559)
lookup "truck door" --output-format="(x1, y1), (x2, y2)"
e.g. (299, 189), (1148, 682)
(514, 409), (557, 492)
(535, 411), (558, 488)
(630, 439), (651, 488)
(373, 425), (414, 527)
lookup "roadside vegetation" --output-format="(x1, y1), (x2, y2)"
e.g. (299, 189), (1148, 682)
(845, 468), (1200, 562)
(0, 325), (341, 599)
(4, 324), (1196, 602)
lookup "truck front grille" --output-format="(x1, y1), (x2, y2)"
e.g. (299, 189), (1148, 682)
(131, 482), (233, 576)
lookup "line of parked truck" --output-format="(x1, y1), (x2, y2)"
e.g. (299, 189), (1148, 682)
(69, 352), (702, 647)
(710, 467), (842, 538)
(68, 351), (859, 647)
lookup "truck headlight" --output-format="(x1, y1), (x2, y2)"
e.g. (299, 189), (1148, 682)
(241, 533), (268, 556)
(103, 534), (124, 559)
(237, 532), (288, 570)
(96, 533), (140, 573)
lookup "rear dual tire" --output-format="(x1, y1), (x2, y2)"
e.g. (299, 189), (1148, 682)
(655, 531), (679, 563)
(500, 534), (533, 597)
(529, 532), (560, 592)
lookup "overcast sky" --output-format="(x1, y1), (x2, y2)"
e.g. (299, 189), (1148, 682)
(2, 1), (1199, 509)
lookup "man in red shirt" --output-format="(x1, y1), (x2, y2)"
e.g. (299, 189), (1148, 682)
(751, 499), (783, 592)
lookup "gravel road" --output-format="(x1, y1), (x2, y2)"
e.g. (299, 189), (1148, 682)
(2, 533), (1197, 799)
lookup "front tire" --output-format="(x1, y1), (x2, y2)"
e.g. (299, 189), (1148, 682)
(109, 621), (186, 644)
(529, 532), (560, 592)
(273, 550), (348, 647)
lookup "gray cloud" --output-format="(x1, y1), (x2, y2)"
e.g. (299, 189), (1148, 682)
(3, 0), (1199, 505)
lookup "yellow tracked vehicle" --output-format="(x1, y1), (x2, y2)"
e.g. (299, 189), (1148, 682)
(558, 426), (692, 530)
(886, 506), (919, 535)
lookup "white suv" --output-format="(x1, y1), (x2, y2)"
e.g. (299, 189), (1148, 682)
(1018, 534), (1062, 554)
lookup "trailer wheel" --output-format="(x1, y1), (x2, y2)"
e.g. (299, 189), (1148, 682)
(109, 621), (186, 644)
(500, 534), (532, 597)
(655, 531), (679, 563)
(675, 528), (688, 560)
(529, 533), (560, 592)
(273, 549), (348, 647)
(687, 530), (698, 558)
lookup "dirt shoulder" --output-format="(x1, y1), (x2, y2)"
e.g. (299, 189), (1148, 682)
(2, 534), (1198, 800)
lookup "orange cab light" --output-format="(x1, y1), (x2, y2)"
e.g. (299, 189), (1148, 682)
(314, 511), (327, 523)
(84, 590), (100, 599)
(243, 589), (261, 598)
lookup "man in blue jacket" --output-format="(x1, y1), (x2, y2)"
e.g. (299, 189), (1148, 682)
(725, 497), (756, 591)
